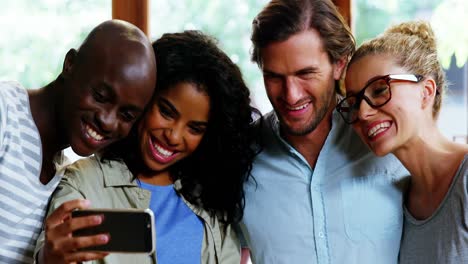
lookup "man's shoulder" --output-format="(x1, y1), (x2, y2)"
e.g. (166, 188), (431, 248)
(254, 110), (282, 143)
(326, 113), (409, 179)
(0, 81), (26, 98)
(253, 110), (276, 130)
(0, 81), (30, 119)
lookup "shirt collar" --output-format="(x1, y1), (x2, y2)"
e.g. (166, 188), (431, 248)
(98, 157), (139, 187)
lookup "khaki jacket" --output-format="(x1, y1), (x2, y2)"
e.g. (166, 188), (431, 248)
(35, 156), (240, 264)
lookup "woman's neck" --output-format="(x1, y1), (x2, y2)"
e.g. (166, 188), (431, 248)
(138, 170), (174, 186)
(394, 127), (468, 219)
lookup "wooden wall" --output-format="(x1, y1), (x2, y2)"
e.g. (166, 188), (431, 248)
(112, 0), (352, 35)
(333, 0), (351, 27)
(112, 0), (149, 35)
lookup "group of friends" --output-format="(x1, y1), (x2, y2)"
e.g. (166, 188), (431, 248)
(0, 0), (467, 263)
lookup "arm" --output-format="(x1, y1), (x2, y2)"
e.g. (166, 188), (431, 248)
(35, 163), (109, 264)
(235, 223), (251, 264)
(0, 89), (7, 151)
(241, 248), (251, 264)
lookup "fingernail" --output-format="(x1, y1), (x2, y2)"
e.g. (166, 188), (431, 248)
(99, 234), (109, 243)
(93, 215), (103, 223)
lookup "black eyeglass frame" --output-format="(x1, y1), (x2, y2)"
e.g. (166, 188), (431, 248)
(336, 74), (424, 124)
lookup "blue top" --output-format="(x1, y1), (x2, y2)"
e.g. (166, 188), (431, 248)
(139, 181), (203, 264)
(240, 110), (409, 264)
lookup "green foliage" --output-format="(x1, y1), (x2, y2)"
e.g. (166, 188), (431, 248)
(0, 0), (110, 88)
(3, 0), (464, 112)
(150, 0), (271, 111)
(353, 0), (466, 69)
(432, 0), (468, 68)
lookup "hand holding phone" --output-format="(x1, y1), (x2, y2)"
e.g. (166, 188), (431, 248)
(72, 208), (155, 254)
(40, 199), (109, 264)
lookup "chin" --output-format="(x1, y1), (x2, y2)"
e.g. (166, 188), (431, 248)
(70, 138), (105, 157)
(71, 147), (91, 157)
(372, 149), (389, 157)
(368, 142), (394, 157)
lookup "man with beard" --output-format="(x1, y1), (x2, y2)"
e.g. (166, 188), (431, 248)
(0, 20), (156, 263)
(239, 1), (409, 263)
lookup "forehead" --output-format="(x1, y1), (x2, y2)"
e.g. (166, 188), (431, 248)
(345, 53), (404, 93)
(160, 82), (210, 121)
(76, 47), (155, 109)
(81, 41), (151, 82)
(260, 29), (331, 74)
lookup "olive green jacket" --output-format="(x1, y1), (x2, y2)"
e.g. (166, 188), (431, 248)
(34, 156), (241, 264)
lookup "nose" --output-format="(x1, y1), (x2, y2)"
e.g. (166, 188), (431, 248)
(283, 76), (302, 104)
(96, 109), (119, 134)
(357, 99), (377, 121)
(163, 125), (183, 147)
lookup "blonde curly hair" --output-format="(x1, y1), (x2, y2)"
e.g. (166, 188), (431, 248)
(349, 21), (446, 118)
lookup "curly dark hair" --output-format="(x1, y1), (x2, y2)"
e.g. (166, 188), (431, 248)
(102, 30), (261, 224)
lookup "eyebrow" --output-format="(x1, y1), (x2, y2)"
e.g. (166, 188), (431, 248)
(98, 82), (145, 113)
(159, 97), (179, 117)
(98, 82), (115, 97)
(262, 69), (282, 77)
(159, 97), (209, 125)
(122, 104), (144, 113)
(263, 66), (320, 76)
(189, 120), (209, 127)
(295, 66), (319, 75)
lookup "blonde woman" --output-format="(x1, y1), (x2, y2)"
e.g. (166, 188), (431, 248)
(337, 21), (468, 263)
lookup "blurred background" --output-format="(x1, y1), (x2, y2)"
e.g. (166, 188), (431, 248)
(0, 0), (466, 162)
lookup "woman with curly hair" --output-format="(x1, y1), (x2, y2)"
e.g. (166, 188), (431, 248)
(35, 30), (261, 264)
(337, 21), (468, 263)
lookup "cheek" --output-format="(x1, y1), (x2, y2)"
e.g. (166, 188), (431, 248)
(77, 93), (98, 110)
(352, 123), (366, 139)
(382, 101), (410, 121)
(186, 135), (205, 153)
(142, 109), (165, 129)
(307, 77), (331, 96)
(264, 81), (282, 97)
(120, 123), (134, 138)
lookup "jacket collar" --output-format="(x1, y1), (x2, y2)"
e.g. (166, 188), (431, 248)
(97, 157), (139, 187)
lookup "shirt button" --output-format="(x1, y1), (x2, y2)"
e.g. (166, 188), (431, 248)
(318, 232), (325, 238)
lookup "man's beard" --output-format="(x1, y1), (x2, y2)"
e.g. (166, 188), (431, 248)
(278, 87), (334, 136)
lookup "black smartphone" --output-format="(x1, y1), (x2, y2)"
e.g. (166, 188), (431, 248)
(71, 208), (155, 254)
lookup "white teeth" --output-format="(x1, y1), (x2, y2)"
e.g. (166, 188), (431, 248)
(368, 121), (391, 138)
(153, 141), (174, 157)
(287, 103), (309, 111)
(85, 124), (104, 141)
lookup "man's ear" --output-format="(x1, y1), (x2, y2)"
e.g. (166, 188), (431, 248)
(333, 56), (347, 80)
(421, 77), (437, 109)
(62, 49), (78, 78)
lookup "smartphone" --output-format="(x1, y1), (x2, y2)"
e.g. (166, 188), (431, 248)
(71, 208), (155, 254)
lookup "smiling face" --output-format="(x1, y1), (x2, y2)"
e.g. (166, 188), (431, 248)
(138, 82), (210, 174)
(60, 48), (155, 156)
(59, 24), (156, 157)
(260, 29), (345, 136)
(345, 53), (427, 156)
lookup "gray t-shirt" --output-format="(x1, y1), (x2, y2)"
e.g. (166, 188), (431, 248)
(399, 154), (468, 264)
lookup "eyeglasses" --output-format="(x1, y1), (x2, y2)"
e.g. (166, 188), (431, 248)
(336, 74), (424, 124)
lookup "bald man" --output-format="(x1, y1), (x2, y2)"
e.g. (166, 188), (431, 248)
(0, 20), (156, 263)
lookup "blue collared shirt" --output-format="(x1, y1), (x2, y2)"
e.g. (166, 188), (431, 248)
(240, 110), (409, 264)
